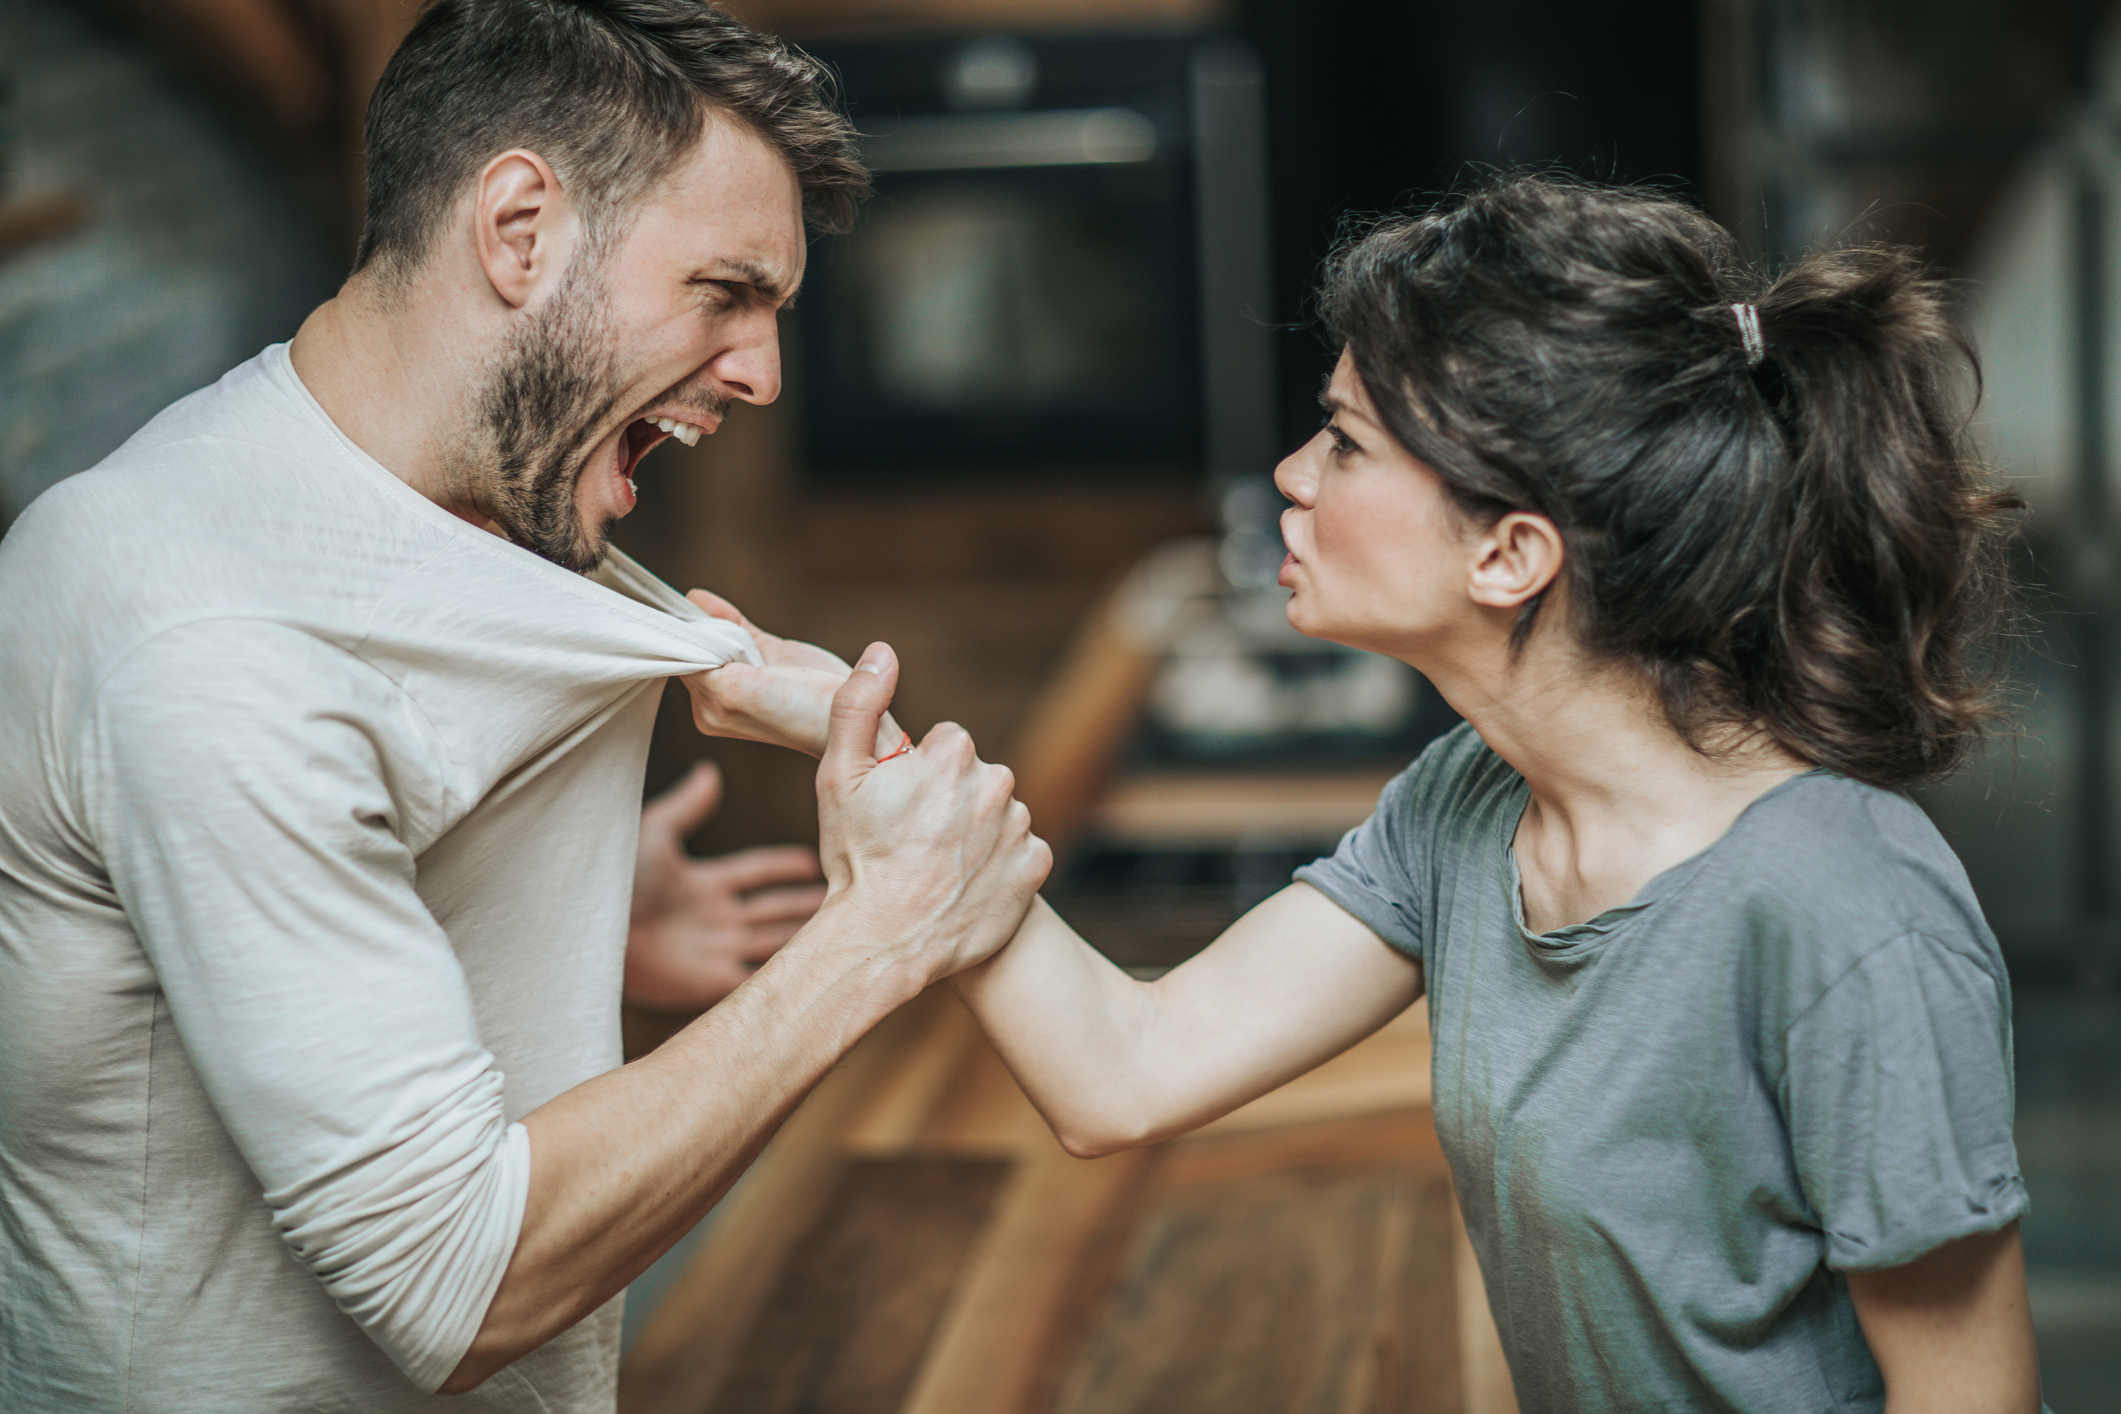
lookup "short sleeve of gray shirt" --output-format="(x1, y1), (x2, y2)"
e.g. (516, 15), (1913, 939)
(1295, 724), (2029, 1414)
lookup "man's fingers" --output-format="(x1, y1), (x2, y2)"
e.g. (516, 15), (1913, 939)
(740, 883), (829, 925)
(642, 761), (723, 837)
(875, 712), (907, 761)
(706, 846), (823, 895)
(820, 643), (898, 786)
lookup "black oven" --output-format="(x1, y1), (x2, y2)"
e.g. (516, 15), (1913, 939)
(796, 32), (1272, 487)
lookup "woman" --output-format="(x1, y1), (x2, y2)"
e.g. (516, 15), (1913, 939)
(952, 174), (2042, 1412)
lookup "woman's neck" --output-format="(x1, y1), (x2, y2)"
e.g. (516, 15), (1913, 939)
(1428, 631), (1810, 935)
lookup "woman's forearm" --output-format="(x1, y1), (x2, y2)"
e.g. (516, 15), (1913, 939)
(952, 885), (1423, 1156)
(950, 897), (1174, 1154)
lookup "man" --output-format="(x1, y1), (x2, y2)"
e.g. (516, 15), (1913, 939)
(0, 2), (1048, 1409)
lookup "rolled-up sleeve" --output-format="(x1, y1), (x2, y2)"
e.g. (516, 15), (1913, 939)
(1779, 931), (2028, 1272)
(83, 619), (526, 1391)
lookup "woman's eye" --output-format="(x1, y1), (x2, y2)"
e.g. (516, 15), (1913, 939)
(1326, 422), (1358, 455)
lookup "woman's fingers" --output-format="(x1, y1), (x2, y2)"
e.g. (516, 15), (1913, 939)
(740, 919), (808, 960)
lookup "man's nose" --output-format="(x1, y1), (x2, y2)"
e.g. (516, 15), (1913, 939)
(711, 315), (783, 406)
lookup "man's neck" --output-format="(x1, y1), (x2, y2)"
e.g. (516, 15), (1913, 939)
(287, 275), (492, 529)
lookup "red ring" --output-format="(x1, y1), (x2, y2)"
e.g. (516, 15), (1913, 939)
(878, 730), (915, 763)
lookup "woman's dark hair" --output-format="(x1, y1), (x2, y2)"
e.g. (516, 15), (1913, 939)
(1318, 171), (2021, 789)
(355, 0), (870, 287)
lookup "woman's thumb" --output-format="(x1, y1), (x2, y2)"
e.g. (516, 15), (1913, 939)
(821, 643), (898, 785)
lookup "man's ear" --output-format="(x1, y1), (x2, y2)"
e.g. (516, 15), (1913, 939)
(1467, 511), (1565, 610)
(473, 148), (569, 309)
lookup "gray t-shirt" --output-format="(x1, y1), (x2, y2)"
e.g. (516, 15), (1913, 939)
(1295, 724), (2027, 1414)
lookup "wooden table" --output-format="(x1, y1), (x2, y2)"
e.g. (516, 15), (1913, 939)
(618, 982), (1516, 1414)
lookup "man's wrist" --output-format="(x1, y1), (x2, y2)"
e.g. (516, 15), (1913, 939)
(781, 891), (934, 1016)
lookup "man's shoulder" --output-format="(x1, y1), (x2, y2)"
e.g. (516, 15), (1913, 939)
(0, 349), (454, 662)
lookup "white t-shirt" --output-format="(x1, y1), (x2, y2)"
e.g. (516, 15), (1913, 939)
(0, 345), (760, 1412)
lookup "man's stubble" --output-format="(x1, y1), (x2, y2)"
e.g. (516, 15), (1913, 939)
(467, 249), (625, 574)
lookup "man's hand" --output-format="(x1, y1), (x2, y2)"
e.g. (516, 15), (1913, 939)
(624, 762), (825, 1012)
(812, 642), (1052, 990)
(678, 589), (900, 758)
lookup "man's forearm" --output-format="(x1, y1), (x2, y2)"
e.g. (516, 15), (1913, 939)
(444, 648), (1048, 1393)
(441, 899), (917, 1393)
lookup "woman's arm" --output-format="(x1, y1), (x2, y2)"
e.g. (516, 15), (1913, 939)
(1846, 1222), (2042, 1413)
(950, 882), (1422, 1155)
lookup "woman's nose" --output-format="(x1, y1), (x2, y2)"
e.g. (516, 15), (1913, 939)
(1273, 443), (1317, 507)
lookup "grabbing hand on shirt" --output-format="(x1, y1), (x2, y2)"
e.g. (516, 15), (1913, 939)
(623, 761), (826, 1011)
(678, 589), (902, 758)
(812, 642), (1052, 991)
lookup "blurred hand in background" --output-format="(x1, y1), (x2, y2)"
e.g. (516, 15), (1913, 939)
(624, 761), (825, 1011)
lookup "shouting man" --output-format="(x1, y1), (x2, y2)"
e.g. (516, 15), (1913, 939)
(0, 2), (1049, 1409)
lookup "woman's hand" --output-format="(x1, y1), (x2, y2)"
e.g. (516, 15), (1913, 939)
(678, 589), (903, 757)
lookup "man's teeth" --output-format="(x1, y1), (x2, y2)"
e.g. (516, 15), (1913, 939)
(651, 417), (703, 448)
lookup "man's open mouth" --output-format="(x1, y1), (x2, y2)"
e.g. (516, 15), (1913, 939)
(619, 416), (708, 487)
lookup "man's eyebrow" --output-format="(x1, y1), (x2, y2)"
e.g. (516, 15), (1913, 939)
(702, 260), (795, 306)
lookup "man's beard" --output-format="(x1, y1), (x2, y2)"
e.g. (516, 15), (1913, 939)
(469, 256), (625, 574)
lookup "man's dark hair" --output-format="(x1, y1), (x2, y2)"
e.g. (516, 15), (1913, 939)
(354, 0), (868, 285)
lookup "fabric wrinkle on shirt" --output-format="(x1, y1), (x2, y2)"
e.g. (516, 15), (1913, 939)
(0, 344), (759, 1413)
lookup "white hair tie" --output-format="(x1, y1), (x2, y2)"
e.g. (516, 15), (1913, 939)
(1731, 303), (1765, 367)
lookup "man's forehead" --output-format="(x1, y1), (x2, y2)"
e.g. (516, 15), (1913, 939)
(656, 118), (807, 297)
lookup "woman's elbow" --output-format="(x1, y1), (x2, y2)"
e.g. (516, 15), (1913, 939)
(1049, 1101), (1178, 1159)
(1056, 1128), (1135, 1160)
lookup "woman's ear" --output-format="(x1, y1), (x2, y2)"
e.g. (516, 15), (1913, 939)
(1467, 511), (1564, 609)
(472, 148), (569, 310)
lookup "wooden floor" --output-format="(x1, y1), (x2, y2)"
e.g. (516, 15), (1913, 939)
(619, 989), (1517, 1414)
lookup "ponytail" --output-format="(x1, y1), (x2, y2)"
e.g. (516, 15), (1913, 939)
(1318, 172), (2021, 788)
(1747, 247), (2020, 784)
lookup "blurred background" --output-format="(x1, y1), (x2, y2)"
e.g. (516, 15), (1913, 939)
(2, 0), (2116, 1405)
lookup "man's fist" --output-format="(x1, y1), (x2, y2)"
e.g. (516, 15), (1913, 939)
(812, 644), (1051, 992)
